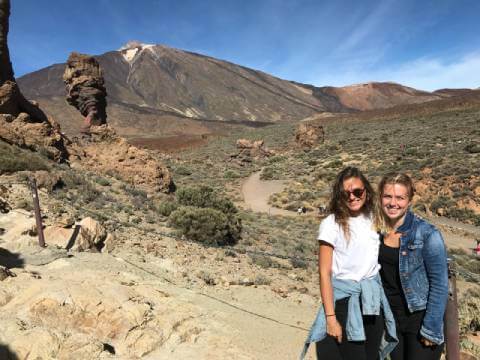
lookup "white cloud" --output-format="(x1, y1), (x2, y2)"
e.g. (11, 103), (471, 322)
(335, 0), (396, 54)
(310, 52), (480, 91)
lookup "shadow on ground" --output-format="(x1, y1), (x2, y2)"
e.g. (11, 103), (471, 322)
(0, 247), (25, 268)
(0, 344), (19, 360)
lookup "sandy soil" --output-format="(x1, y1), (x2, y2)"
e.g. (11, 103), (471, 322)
(241, 171), (295, 217)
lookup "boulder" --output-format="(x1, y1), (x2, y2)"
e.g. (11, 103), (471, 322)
(78, 217), (107, 248)
(44, 217), (113, 252)
(231, 138), (274, 163)
(295, 122), (325, 148)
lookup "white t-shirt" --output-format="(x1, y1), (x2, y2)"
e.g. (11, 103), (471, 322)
(318, 213), (380, 281)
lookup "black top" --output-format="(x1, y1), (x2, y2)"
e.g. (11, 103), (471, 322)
(378, 241), (408, 311)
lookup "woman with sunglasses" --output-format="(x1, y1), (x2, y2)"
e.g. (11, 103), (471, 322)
(302, 167), (397, 360)
(376, 172), (447, 360)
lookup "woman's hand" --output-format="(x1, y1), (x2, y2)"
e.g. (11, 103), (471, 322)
(326, 316), (342, 343)
(420, 337), (434, 347)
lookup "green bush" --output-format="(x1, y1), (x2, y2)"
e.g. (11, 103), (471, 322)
(176, 186), (237, 215)
(175, 166), (192, 176)
(224, 170), (240, 179)
(430, 196), (454, 213)
(0, 142), (50, 174)
(459, 287), (480, 335)
(260, 166), (281, 180)
(168, 206), (241, 246)
(250, 254), (281, 269)
(95, 177), (111, 186)
(157, 200), (178, 216)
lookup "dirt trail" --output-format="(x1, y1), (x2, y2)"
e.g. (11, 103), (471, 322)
(427, 215), (480, 251)
(241, 171), (295, 216)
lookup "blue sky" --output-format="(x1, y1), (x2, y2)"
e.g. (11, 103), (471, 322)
(9, 0), (480, 91)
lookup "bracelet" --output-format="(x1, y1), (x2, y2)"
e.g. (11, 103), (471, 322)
(325, 314), (336, 317)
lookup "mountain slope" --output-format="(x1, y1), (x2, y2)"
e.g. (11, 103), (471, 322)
(17, 43), (473, 137)
(18, 44), (330, 136)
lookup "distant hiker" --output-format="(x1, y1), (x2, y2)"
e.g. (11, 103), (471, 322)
(297, 207), (303, 215)
(301, 167), (397, 360)
(475, 239), (480, 257)
(302, 206), (307, 214)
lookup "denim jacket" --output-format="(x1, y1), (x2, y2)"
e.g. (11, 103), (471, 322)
(301, 274), (398, 359)
(395, 209), (448, 344)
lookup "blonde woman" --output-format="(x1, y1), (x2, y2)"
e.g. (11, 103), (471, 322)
(377, 172), (448, 360)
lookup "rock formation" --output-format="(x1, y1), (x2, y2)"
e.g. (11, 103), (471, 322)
(0, 112), (68, 161)
(69, 125), (175, 193)
(63, 52), (107, 133)
(295, 122), (325, 148)
(0, 0), (46, 122)
(0, 0), (68, 161)
(231, 139), (274, 164)
(62, 51), (173, 192)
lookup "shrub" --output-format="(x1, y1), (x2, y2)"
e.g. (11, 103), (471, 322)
(260, 166), (280, 180)
(175, 166), (192, 176)
(254, 274), (272, 285)
(168, 206), (241, 246)
(459, 287), (480, 334)
(176, 186), (237, 215)
(224, 170), (240, 179)
(95, 177), (111, 186)
(250, 254), (281, 269)
(157, 200), (178, 216)
(0, 142), (50, 174)
(429, 196), (454, 213)
(291, 258), (309, 269)
(464, 143), (480, 154)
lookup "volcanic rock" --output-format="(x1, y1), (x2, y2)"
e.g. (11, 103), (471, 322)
(232, 139), (274, 163)
(295, 122), (325, 148)
(0, 1), (69, 161)
(63, 52), (107, 133)
(0, 112), (68, 162)
(70, 125), (174, 193)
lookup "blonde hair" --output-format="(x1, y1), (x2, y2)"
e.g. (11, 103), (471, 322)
(375, 172), (415, 233)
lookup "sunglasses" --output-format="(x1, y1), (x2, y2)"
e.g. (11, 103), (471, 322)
(342, 188), (365, 199)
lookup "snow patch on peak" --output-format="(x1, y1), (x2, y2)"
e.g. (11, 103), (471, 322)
(119, 41), (156, 63)
(118, 41), (154, 51)
(121, 48), (137, 62)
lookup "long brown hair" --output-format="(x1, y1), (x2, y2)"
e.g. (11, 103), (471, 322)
(375, 172), (415, 232)
(328, 167), (375, 238)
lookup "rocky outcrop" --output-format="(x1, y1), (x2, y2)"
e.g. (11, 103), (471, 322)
(0, 113), (68, 162)
(63, 52), (107, 133)
(0, 0), (68, 163)
(0, 0), (14, 83)
(0, 0), (48, 122)
(295, 122), (325, 148)
(231, 139), (274, 164)
(70, 125), (174, 193)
